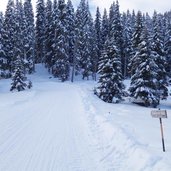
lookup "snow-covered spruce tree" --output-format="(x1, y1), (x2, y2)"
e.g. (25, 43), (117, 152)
(11, 1), (31, 92)
(75, 0), (94, 80)
(101, 9), (109, 49)
(16, 0), (30, 74)
(0, 12), (7, 78)
(23, 0), (35, 74)
(75, 0), (86, 73)
(144, 13), (153, 37)
(52, 0), (70, 82)
(129, 11), (143, 76)
(65, 0), (76, 82)
(90, 23), (99, 81)
(130, 10), (136, 34)
(129, 26), (160, 107)
(122, 10), (133, 78)
(66, 0), (75, 64)
(3, 0), (15, 75)
(108, 2), (115, 38)
(35, 0), (45, 63)
(152, 12), (168, 100)
(94, 7), (102, 63)
(10, 55), (28, 91)
(158, 14), (167, 43)
(92, 7), (102, 81)
(95, 37), (125, 103)
(111, 0), (125, 77)
(44, 0), (53, 71)
(49, 0), (58, 73)
(164, 17), (171, 77)
(82, 4), (95, 80)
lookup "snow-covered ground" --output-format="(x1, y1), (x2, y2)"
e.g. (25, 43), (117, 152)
(0, 64), (171, 171)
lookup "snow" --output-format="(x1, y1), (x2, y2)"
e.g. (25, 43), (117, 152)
(0, 64), (171, 171)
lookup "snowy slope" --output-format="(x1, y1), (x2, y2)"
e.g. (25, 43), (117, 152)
(0, 64), (171, 171)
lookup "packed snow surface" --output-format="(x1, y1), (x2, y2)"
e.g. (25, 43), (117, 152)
(0, 64), (171, 171)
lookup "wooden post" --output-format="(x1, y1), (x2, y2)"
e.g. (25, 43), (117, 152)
(151, 109), (167, 152)
(159, 118), (166, 152)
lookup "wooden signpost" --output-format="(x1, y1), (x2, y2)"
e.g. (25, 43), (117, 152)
(151, 109), (167, 152)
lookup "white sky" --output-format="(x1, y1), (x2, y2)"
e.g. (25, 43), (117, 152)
(0, 0), (170, 17)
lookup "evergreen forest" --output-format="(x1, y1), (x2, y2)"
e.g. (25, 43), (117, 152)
(1, 0), (171, 107)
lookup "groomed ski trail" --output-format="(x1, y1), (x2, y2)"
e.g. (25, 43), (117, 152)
(0, 66), (107, 171)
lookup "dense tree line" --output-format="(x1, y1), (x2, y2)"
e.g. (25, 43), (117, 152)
(0, 0), (171, 107)
(0, 0), (34, 91)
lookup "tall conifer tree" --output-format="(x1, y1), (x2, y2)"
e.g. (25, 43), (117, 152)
(130, 11), (143, 76)
(95, 37), (125, 103)
(165, 19), (171, 76)
(44, 0), (53, 71)
(152, 12), (168, 99)
(0, 12), (7, 78)
(3, 0), (15, 74)
(52, 0), (70, 81)
(111, 0), (124, 76)
(35, 0), (45, 63)
(24, 0), (35, 73)
(75, 0), (94, 79)
(122, 10), (133, 78)
(129, 26), (160, 107)
(66, 0), (76, 82)
(66, 0), (75, 64)
(11, 0), (31, 91)
(101, 9), (109, 49)
(94, 7), (102, 61)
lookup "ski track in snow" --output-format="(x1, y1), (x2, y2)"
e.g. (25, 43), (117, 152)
(77, 82), (171, 171)
(0, 66), (105, 171)
(0, 64), (171, 171)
